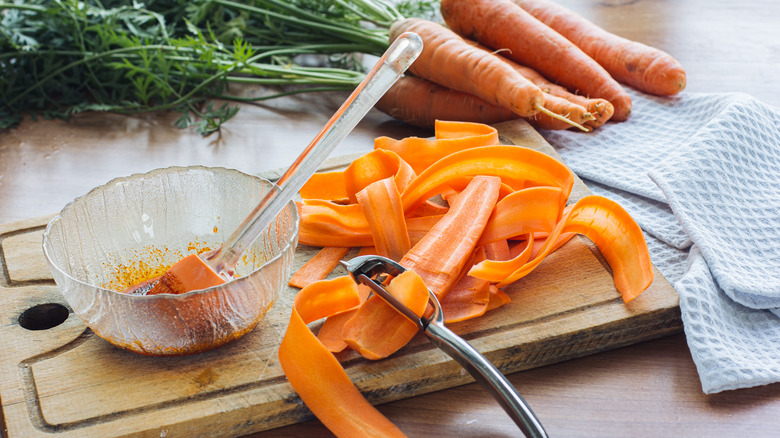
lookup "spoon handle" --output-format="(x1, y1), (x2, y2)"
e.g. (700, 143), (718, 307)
(205, 32), (423, 276)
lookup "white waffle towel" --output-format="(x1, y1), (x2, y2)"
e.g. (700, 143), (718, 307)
(539, 89), (780, 394)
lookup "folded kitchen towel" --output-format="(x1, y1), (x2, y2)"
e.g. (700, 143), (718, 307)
(539, 89), (780, 394)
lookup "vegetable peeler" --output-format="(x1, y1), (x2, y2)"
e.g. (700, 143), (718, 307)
(341, 255), (549, 438)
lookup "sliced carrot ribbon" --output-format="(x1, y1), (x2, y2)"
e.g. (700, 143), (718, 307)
(400, 145), (574, 214)
(494, 196), (653, 302)
(374, 120), (499, 173)
(342, 269), (430, 360)
(486, 285), (511, 311)
(469, 233), (535, 282)
(278, 276), (407, 438)
(479, 186), (563, 244)
(287, 246), (350, 289)
(344, 149), (417, 203)
(300, 171), (348, 201)
(440, 274), (491, 323)
(356, 177), (411, 262)
(401, 175), (501, 298)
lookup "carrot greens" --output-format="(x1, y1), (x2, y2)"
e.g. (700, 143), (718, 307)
(0, 0), (433, 134)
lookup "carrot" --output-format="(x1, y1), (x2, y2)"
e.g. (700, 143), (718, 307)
(483, 239), (511, 262)
(389, 18), (588, 130)
(375, 75), (517, 129)
(440, 274), (491, 323)
(441, 0), (633, 121)
(400, 175), (501, 298)
(374, 120), (501, 174)
(490, 195), (653, 302)
(470, 234), (536, 283)
(342, 269), (430, 360)
(513, 0), (686, 96)
(318, 280), (372, 353)
(288, 246), (351, 289)
(487, 285), (512, 311)
(478, 186), (563, 245)
(278, 276), (407, 437)
(343, 149), (416, 203)
(356, 178), (411, 262)
(399, 145), (575, 215)
(300, 171), (348, 202)
(508, 61), (615, 129)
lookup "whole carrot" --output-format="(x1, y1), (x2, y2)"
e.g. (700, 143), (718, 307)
(389, 18), (587, 130)
(440, 0), (632, 121)
(513, 0), (686, 96)
(375, 75), (593, 131)
(375, 75), (517, 129)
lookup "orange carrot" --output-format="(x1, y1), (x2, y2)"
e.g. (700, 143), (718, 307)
(441, 0), (632, 121)
(487, 285), (512, 311)
(513, 0), (686, 96)
(318, 280), (372, 353)
(493, 195), (653, 302)
(508, 61), (615, 129)
(389, 18), (586, 131)
(288, 246), (351, 289)
(375, 75), (518, 129)
(440, 274), (491, 323)
(399, 145), (574, 215)
(343, 149), (416, 203)
(400, 175), (501, 298)
(470, 234), (536, 283)
(478, 186), (563, 245)
(374, 120), (501, 174)
(278, 276), (407, 437)
(342, 269), (430, 360)
(483, 239), (511, 262)
(356, 178), (411, 262)
(300, 171), (348, 202)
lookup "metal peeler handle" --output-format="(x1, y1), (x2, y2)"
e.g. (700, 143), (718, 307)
(341, 255), (548, 438)
(424, 320), (547, 438)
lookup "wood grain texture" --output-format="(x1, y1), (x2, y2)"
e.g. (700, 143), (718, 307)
(2, 1), (779, 436)
(0, 122), (679, 437)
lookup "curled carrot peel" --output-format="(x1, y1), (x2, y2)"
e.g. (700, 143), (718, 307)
(288, 246), (351, 289)
(401, 175), (501, 298)
(400, 145), (574, 214)
(278, 276), (407, 438)
(470, 233), (535, 283)
(300, 171), (348, 201)
(374, 120), (500, 173)
(440, 274), (491, 323)
(342, 269), (430, 360)
(357, 177), (411, 262)
(487, 285), (512, 311)
(344, 149), (416, 203)
(493, 195), (653, 302)
(478, 186), (563, 245)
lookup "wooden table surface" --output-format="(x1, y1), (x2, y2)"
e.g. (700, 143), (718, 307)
(2, 0), (779, 436)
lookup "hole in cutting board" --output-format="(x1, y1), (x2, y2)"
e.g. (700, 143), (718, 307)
(18, 303), (70, 330)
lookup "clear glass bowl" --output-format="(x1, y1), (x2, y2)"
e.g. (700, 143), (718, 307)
(43, 166), (299, 356)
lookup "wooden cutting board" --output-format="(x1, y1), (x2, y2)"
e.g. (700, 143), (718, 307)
(0, 120), (681, 437)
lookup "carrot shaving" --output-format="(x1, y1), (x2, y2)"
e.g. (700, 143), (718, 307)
(300, 171), (348, 201)
(400, 145), (574, 214)
(469, 233), (535, 282)
(374, 120), (499, 173)
(478, 186), (563, 245)
(318, 282), (372, 353)
(495, 196), (653, 302)
(401, 175), (501, 298)
(487, 285), (512, 311)
(288, 246), (351, 289)
(440, 274), (491, 323)
(356, 177), (411, 261)
(483, 239), (511, 262)
(278, 276), (407, 438)
(342, 269), (430, 360)
(343, 149), (416, 203)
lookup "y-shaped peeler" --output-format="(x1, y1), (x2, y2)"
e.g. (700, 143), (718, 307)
(341, 255), (548, 438)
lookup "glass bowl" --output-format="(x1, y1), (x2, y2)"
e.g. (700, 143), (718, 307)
(42, 166), (299, 356)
